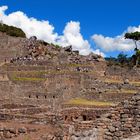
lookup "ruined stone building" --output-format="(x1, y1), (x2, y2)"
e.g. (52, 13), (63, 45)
(0, 29), (139, 140)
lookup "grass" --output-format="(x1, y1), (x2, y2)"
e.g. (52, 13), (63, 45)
(9, 70), (96, 82)
(24, 136), (30, 140)
(105, 89), (138, 94)
(0, 23), (26, 37)
(12, 77), (45, 82)
(10, 71), (47, 77)
(120, 89), (138, 94)
(65, 98), (115, 106)
(104, 79), (140, 87)
(67, 63), (93, 67)
(104, 79), (123, 84)
(9, 69), (96, 79)
(130, 81), (140, 86)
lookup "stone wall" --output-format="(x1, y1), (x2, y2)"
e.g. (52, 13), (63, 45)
(0, 32), (25, 63)
(105, 66), (140, 81)
(0, 69), (138, 110)
(67, 93), (140, 140)
(0, 126), (37, 139)
(61, 107), (110, 125)
(102, 93), (140, 140)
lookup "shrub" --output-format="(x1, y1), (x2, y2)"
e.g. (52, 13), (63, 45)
(0, 23), (26, 37)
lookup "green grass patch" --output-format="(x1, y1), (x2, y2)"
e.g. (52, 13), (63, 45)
(104, 79), (123, 84)
(12, 77), (45, 82)
(130, 81), (140, 86)
(104, 79), (140, 87)
(105, 89), (138, 94)
(67, 63), (93, 67)
(65, 98), (115, 106)
(0, 23), (26, 37)
(10, 69), (96, 78)
(10, 71), (48, 78)
(120, 89), (138, 94)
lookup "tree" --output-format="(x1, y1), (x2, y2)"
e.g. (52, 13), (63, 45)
(125, 31), (140, 67)
(117, 53), (128, 65)
(135, 50), (140, 67)
(125, 31), (140, 49)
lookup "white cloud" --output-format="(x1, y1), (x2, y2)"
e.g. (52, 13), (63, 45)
(92, 26), (140, 52)
(92, 34), (135, 52)
(0, 5), (7, 15)
(0, 6), (57, 43)
(0, 5), (105, 57)
(56, 21), (93, 55)
(92, 49), (106, 57)
(127, 25), (140, 33)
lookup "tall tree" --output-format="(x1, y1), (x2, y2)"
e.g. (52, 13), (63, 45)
(135, 49), (140, 67)
(125, 31), (140, 49)
(125, 31), (140, 67)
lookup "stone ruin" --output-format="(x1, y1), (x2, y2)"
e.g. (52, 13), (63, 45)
(64, 93), (140, 140)
(0, 31), (139, 139)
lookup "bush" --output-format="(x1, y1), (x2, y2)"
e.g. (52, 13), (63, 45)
(0, 23), (26, 37)
(105, 54), (131, 67)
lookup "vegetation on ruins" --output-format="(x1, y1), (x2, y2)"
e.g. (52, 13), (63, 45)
(105, 53), (132, 67)
(125, 31), (140, 49)
(50, 43), (61, 49)
(65, 98), (115, 106)
(106, 31), (140, 67)
(125, 32), (140, 67)
(12, 77), (45, 82)
(0, 23), (26, 37)
(104, 88), (138, 94)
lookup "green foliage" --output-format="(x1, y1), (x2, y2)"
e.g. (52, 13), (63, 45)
(106, 51), (140, 68)
(65, 98), (115, 106)
(12, 77), (45, 82)
(117, 53), (128, 65)
(125, 31), (140, 41)
(105, 53), (132, 67)
(107, 31), (140, 67)
(55, 44), (61, 48)
(0, 23), (26, 37)
(50, 43), (61, 48)
(135, 50), (140, 65)
(136, 49), (140, 56)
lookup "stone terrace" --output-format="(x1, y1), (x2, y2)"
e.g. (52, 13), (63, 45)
(0, 31), (139, 139)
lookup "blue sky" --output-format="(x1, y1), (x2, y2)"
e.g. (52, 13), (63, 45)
(0, 0), (140, 57)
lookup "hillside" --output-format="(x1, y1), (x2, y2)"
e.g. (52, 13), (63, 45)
(0, 25), (139, 140)
(0, 23), (26, 37)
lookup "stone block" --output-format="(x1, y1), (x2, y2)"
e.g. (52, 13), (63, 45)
(108, 126), (116, 132)
(104, 135), (113, 140)
(18, 127), (27, 133)
(3, 131), (12, 139)
(114, 131), (122, 137)
(105, 131), (113, 136)
(9, 128), (16, 134)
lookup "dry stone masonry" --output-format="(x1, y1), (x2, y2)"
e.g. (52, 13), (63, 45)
(66, 93), (140, 140)
(0, 30), (139, 139)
